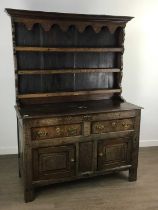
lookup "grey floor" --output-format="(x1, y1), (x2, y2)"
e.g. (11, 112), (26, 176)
(0, 147), (158, 210)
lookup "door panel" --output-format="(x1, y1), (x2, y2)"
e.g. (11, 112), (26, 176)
(97, 138), (131, 170)
(33, 145), (75, 181)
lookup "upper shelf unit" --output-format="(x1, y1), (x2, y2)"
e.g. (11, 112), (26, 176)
(6, 9), (133, 104)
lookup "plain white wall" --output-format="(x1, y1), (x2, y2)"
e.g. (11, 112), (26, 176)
(0, 0), (158, 154)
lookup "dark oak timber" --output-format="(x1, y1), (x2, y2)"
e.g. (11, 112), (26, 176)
(17, 68), (120, 75)
(15, 47), (123, 53)
(6, 8), (141, 203)
(17, 89), (121, 99)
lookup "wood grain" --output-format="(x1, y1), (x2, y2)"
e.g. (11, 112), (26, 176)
(17, 89), (121, 99)
(6, 8), (141, 203)
(17, 68), (120, 75)
(15, 46), (123, 52)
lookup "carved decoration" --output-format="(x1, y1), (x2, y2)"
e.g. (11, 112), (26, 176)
(42, 22), (52, 32)
(24, 22), (34, 31)
(14, 17), (126, 34)
(77, 24), (87, 33)
(59, 24), (69, 32)
(108, 25), (118, 34)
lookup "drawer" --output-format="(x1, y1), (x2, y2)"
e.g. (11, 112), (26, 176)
(92, 118), (134, 134)
(32, 123), (82, 140)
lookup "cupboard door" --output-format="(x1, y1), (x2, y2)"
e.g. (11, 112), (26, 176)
(97, 138), (131, 170)
(33, 145), (75, 181)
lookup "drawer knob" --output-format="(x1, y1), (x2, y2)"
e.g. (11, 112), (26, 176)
(98, 152), (104, 157)
(36, 130), (48, 137)
(70, 158), (75, 162)
(112, 122), (117, 127)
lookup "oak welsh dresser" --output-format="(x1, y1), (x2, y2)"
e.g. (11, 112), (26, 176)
(6, 8), (141, 202)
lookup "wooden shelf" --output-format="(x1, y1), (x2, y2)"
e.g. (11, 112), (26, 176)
(17, 89), (121, 99)
(17, 68), (120, 75)
(15, 47), (123, 53)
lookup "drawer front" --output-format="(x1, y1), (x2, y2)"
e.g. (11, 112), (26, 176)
(32, 124), (82, 140)
(92, 118), (134, 134)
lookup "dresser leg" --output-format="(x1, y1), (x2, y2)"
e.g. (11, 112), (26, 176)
(17, 118), (21, 178)
(24, 188), (35, 202)
(128, 167), (137, 182)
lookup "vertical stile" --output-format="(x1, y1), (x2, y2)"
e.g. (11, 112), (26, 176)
(115, 27), (125, 101)
(11, 20), (19, 105)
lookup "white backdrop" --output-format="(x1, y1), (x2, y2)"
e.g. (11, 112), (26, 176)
(0, 0), (158, 154)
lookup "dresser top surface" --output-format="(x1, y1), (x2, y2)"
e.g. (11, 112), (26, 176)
(6, 8), (133, 22)
(15, 100), (141, 119)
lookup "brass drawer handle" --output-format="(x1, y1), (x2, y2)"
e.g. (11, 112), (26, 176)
(56, 127), (62, 135)
(112, 122), (117, 127)
(96, 124), (105, 130)
(68, 127), (77, 135)
(36, 130), (48, 137)
(122, 122), (128, 128)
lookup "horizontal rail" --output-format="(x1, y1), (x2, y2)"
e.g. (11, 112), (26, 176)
(17, 68), (120, 75)
(15, 47), (123, 53)
(17, 89), (121, 99)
